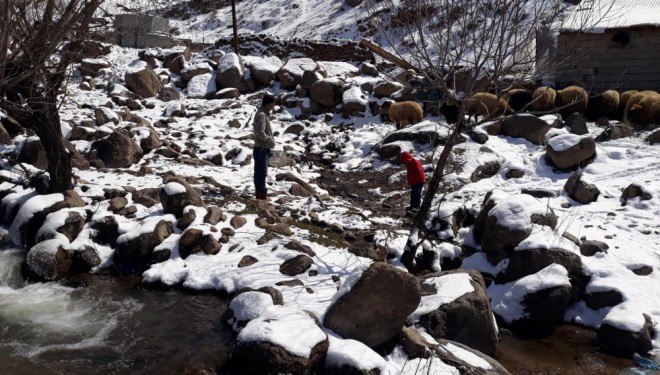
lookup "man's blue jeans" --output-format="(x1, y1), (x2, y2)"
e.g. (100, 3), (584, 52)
(253, 147), (271, 195)
(410, 183), (424, 209)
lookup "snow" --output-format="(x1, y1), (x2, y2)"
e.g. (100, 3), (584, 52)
(126, 59), (148, 73)
(218, 53), (244, 74)
(116, 214), (176, 243)
(243, 55), (282, 75)
(489, 264), (571, 323)
(162, 182), (186, 196)
(410, 273), (475, 320)
(488, 193), (553, 231)
(547, 133), (590, 152)
(343, 86), (368, 105)
(325, 335), (388, 371)
(514, 225), (579, 253)
(329, 262), (370, 305)
(185, 73), (217, 99)
(440, 342), (493, 370)
(237, 305), (327, 358)
(562, 0), (660, 31)
(229, 291), (275, 330)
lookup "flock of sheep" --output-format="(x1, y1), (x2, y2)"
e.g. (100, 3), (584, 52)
(385, 86), (660, 129)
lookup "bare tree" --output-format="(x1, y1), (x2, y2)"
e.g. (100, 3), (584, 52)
(0, 0), (102, 193)
(365, 0), (613, 272)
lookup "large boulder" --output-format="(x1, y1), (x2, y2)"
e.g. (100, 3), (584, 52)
(178, 228), (221, 258)
(546, 134), (596, 170)
(92, 131), (143, 168)
(621, 183), (652, 204)
(310, 78), (344, 107)
(124, 61), (163, 98)
(323, 262), (421, 347)
(503, 247), (582, 282)
(595, 123), (633, 142)
(17, 137), (48, 169)
(9, 190), (85, 248)
(244, 56), (282, 86)
(277, 58), (316, 90)
(380, 121), (449, 146)
(113, 219), (173, 266)
(498, 114), (553, 144)
(564, 171), (600, 204)
(35, 210), (86, 243)
(565, 112), (588, 135)
(597, 313), (654, 357)
(232, 306), (328, 375)
(80, 58), (112, 77)
(216, 53), (248, 93)
(647, 129), (660, 144)
(414, 269), (498, 355)
(70, 246), (101, 274)
(342, 86), (368, 115)
(180, 62), (214, 82)
(490, 264), (573, 338)
(186, 72), (217, 99)
(134, 126), (162, 154)
(475, 191), (558, 253)
(225, 290), (279, 332)
(159, 177), (205, 217)
(24, 239), (72, 281)
(373, 80), (404, 98)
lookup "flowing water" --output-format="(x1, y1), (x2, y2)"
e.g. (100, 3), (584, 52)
(0, 248), (233, 375)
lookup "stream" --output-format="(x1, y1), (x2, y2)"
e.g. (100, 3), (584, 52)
(0, 248), (233, 375)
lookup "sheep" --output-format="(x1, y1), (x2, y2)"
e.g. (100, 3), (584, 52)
(624, 91), (660, 128)
(383, 100), (424, 130)
(584, 89), (620, 121)
(531, 86), (557, 112)
(617, 90), (639, 120)
(466, 92), (510, 121)
(557, 85), (588, 117)
(504, 88), (533, 113)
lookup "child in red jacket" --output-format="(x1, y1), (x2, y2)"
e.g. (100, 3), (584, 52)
(400, 151), (426, 212)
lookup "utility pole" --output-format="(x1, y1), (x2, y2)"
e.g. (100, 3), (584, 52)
(231, 0), (239, 53)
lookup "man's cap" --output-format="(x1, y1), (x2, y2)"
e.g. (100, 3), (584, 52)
(262, 93), (275, 107)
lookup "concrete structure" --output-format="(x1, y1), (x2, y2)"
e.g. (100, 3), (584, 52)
(116, 14), (175, 48)
(555, 0), (660, 90)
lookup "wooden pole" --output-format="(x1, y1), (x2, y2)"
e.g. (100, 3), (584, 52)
(359, 38), (421, 73)
(231, 0), (239, 54)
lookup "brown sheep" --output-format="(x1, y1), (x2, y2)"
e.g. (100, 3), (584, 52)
(531, 86), (557, 112)
(466, 92), (510, 121)
(384, 101), (424, 130)
(617, 90), (639, 120)
(557, 85), (588, 117)
(504, 88), (533, 112)
(585, 89), (620, 121)
(624, 91), (660, 128)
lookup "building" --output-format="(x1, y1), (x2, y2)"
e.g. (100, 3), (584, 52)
(555, 0), (660, 90)
(115, 14), (175, 48)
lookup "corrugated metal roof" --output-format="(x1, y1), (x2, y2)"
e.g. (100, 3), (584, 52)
(562, 0), (660, 31)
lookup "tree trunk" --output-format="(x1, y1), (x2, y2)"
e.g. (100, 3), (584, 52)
(31, 99), (72, 193)
(401, 113), (466, 272)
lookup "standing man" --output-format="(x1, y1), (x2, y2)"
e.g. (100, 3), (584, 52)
(253, 94), (276, 200)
